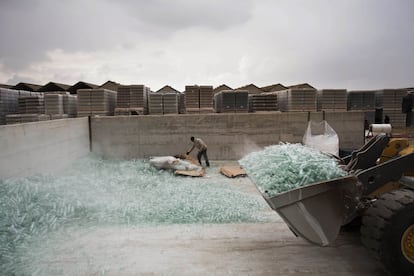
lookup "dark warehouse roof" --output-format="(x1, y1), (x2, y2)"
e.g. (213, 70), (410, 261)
(288, 83), (316, 90)
(260, 83), (287, 92)
(100, 80), (121, 92)
(11, 82), (42, 91)
(68, 81), (99, 94)
(38, 81), (71, 92)
(156, 85), (181, 94)
(213, 84), (233, 94)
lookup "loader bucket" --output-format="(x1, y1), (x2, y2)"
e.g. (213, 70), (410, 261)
(263, 175), (359, 246)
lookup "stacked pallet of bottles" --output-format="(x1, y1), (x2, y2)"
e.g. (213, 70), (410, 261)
(8, 90), (46, 123)
(214, 90), (235, 113)
(77, 89), (91, 117)
(214, 89), (249, 113)
(162, 93), (179, 114)
(199, 85), (214, 113)
(6, 113), (49, 124)
(44, 93), (64, 115)
(115, 86), (131, 115)
(377, 88), (408, 127)
(0, 88), (20, 125)
(249, 92), (278, 112)
(77, 89), (116, 117)
(347, 90), (377, 124)
(184, 85), (200, 113)
(115, 85), (148, 115)
(62, 94), (77, 117)
(116, 86), (131, 108)
(178, 93), (185, 114)
(44, 92), (72, 119)
(234, 90), (249, 113)
(147, 92), (163, 115)
(6, 90), (46, 124)
(18, 93), (44, 114)
(317, 89), (347, 111)
(276, 89), (317, 112)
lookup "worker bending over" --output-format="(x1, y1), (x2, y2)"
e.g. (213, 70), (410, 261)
(187, 136), (210, 167)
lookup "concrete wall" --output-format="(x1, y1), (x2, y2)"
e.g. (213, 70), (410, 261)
(0, 112), (365, 180)
(91, 111), (365, 160)
(0, 118), (90, 179)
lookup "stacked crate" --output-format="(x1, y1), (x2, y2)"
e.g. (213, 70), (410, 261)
(44, 93), (64, 115)
(0, 88), (20, 125)
(76, 89), (90, 117)
(44, 93), (72, 120)
(185, 85), (200, 113)
(199, 85), (214, 113)
(115, 85), (149, 115)
(147, 92), (163, 115)
(249, 93), (278, 112)
(178, 93), (185, 114)
(214, 90), (249, 113)
(63, 94), (77, 117)
(317, 89), (347, 111)
(347, 90), (377, 110)
(77, 89), (116, 117)
(235, 90), (249, 113)
(116, 86), (131, 108)
(163, 93), (179, 114)
(347, 90), (377, 124)
(214, 90), (236, 113)
(6, 114), (49, 124)
(276, 89), (317, 112)
(132, 85), (150, 109)
(185, 85), (214, 113)
(2, 90), (46, 124)
(376, 89), (408, 127)
(18, 95), (44, 114)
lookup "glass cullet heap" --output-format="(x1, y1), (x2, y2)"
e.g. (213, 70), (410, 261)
(239, 143), (347, 197)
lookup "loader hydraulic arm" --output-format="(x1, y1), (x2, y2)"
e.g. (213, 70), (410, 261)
(345, 134), (390, 171)
(355, 152), (414, 196)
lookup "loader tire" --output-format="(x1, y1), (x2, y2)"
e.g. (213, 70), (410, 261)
(361, 188), (414, 276)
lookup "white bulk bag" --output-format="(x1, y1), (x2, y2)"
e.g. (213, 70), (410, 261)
(302, 120), (339, 156)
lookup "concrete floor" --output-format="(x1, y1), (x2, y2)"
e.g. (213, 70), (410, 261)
(40, 223), (385, 275)
(33, 165), (386, 276)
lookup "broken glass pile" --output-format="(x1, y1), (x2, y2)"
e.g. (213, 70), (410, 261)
(239, 143), (347, 197)
(0, 155), (267, 274)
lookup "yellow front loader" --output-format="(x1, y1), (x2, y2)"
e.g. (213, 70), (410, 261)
(256, 135), (414, 275)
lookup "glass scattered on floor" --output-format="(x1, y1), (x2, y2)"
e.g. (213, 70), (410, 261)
(0, 155), (268, 275)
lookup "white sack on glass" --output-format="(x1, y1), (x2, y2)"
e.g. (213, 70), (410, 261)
(302, 120), (339, 156)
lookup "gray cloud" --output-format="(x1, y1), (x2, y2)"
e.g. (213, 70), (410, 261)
(118, 0), (253, 31)
(0, 0), (252, 71)
(0, 0), (413, 89)
(6, 74), (38, 85)
(0, 0), (131, 70)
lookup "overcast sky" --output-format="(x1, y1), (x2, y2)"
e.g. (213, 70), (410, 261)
(0, 0), (413, 91)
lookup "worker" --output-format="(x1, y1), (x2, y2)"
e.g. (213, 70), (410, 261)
(187, 136), (210, 167)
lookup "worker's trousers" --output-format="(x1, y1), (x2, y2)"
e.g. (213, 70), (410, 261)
(197, 149), (210, 167)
